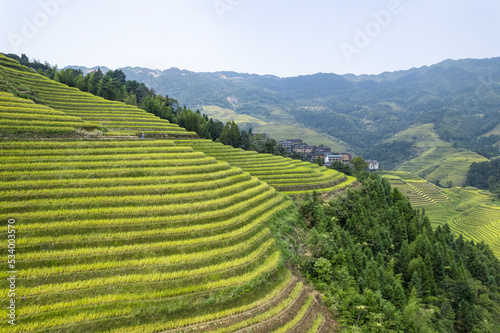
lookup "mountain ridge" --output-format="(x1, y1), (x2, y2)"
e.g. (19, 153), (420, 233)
(67, 56), (500, 80)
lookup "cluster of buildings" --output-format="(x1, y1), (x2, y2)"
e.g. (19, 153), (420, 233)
(276, 139), (379, 170)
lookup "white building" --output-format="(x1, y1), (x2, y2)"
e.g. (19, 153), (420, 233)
(324, 154), (343, 166)
(365, 160), (379, 171)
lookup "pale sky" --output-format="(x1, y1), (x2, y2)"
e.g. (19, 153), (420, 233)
(1, 0), (500, 77)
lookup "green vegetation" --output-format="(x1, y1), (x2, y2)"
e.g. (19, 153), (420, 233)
(0, 56), (197, 138)
(363, 140), (419, 171)
(5, 54), (341, 164)
(117, 58), (500, 160)
(0, 138), (302, 332)
(282, 173), (500, 332)
(3, 52), (500, 332)
(0, 53), (205, 139)
(0, 92), (101, 136)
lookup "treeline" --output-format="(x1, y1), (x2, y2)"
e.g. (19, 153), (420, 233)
(278, 173), (500, 332)
(3, 53), (309, 160)
(465, 159), (500, 197)
(453, 135), (500, 159)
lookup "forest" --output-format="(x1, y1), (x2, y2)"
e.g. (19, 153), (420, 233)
(273, 171), (500, 332)
(465, 159), (500, 197)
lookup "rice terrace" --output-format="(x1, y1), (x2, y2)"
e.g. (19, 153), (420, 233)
(0, 54), (344, 332)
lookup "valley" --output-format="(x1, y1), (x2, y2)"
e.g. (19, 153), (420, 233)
(1, 53), (500, 332)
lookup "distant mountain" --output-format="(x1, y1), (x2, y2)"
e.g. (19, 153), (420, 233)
(65, 58), (500, 169)
(111, 59), (500, 154)
(65, 65), (111, 75)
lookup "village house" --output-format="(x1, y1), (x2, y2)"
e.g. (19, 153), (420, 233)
(315, 146), (332, 155)
(293, 144), (314, 154)
(366, 159), (379, 171)
(289, 139), (303, 146)
(340, 153), (352, 164)
(276, 140), (293, 153)
(276, 139), (353, 167)
(324, 154), (343, 166)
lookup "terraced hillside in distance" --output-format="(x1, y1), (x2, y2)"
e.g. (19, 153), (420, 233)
(0, 55), (335, 332)
(389, 123), (488, 186)
(384, 171), (500, 258)
(174, 139), (357, 195)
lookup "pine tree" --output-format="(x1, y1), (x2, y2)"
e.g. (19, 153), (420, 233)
(455, 299), (476, 332)
(408, 271), (422, 298)
(397, 240), (410, 276)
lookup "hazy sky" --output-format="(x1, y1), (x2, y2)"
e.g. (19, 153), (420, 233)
(1, 0), (499, 77)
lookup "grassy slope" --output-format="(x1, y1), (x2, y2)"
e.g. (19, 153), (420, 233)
(389, 123), (488, 186)
(384, 170), (500, 258)
(201, 105), (346, 152)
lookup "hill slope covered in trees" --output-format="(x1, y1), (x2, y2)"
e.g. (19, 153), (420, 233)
(107, 58), (500, 157)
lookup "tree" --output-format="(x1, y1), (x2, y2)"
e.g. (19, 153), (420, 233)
(263, 138), (277, 154)
(408, 271), (422, 298)
(240, 129), (251, 150)
(314, 257), (333, 282)
(219, 122), (241, 148)
(455, 299), (476, 332)
(329, 160), (351, 175)
(351, 156), (367, 173)
(124, 93), (137, 106)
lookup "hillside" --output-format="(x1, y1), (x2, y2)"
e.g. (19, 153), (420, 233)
(199, 105), (346, 151)
(383, 171), (500, 258)
(291, 173), (500, 332)
(0, 54), (335, 332)
(65, 59), (500, 191)
(388, 123), (488, 186)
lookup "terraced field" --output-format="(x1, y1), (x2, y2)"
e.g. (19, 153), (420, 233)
(448, 205), (500, 254)
(0, 54), (351, 196)
(0, 91), (101, 135)
(0, 139), (333, 332)
(384, 171), (500, 258)
(174, 139), (357, 195)
(0, 55), (334, 332)
(0, 55), (196, 138)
